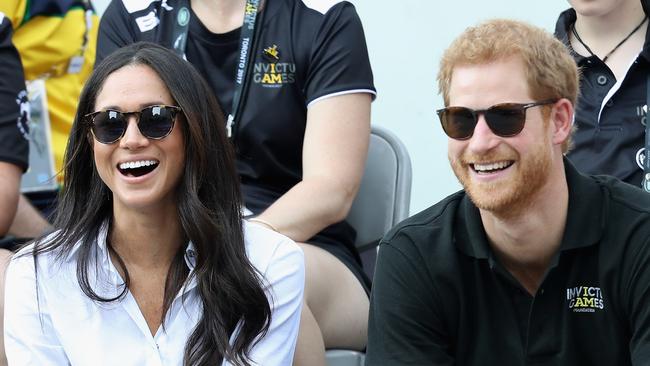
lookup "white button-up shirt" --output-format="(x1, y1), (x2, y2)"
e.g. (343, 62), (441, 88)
(4, 221), (304, 365)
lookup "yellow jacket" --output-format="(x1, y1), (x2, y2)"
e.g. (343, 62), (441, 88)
(0, 0), (98, 182)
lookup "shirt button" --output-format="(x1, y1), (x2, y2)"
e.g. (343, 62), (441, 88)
(596, 75), (608, 85)
(605, 99), (614, 107)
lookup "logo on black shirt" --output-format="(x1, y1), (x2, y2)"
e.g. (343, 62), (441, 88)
(566, 286), (604, 313)
(16, 89), (30, 140)
(263, 44), (280, 62)
(253, 44), (295, 87)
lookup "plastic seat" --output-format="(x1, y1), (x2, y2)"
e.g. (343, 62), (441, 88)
(325, 125), (412, 366)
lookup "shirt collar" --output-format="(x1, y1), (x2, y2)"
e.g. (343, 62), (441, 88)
(456, 158), (605, 259)
(93, 221), (197, 291)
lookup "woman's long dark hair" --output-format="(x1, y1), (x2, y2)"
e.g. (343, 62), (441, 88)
(31, 42), (271, 366)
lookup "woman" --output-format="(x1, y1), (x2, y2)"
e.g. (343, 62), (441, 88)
(554, 0), (649, 187)
(97, 0), (375, 363)
(4, 42), (304, 365)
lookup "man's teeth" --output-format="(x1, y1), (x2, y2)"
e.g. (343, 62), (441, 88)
(473, 161), (510, 172)
(119, 160), (157, 170)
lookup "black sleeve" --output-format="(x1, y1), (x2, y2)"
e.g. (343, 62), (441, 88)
(630, 236), (650, 365)
(0, 15), (29, 172)
(366, 239), (455, 366)
(304, 2), (375, 104)
(96, 0), (139, 65)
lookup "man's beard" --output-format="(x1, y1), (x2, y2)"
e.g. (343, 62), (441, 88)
(449, 135), (552, 216)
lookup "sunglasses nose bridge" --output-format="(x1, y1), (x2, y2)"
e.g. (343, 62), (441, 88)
(119, 112), (149, 147)
(465, 110), (501, 152)
(472, 110), (493, 136)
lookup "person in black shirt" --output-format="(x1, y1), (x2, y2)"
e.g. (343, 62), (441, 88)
(367, 19), (650, 365)
(0, 14), (28, 238)
(97, 0), (376, 363)
(0, 12), (29, 365)
(555, 0), (649, 187)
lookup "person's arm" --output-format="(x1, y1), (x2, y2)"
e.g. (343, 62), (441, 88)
(4, 252), (69, 364)
(245, 237), (305, 365)
(253, 93), (370, 241)
(8, 194), (52, 238)
(366, 241), (455, 365)
(96, 0), (139, 65)
(0, 163), (21, 237)
(0, 14), (29, 237)
(249, 3), (374, 241)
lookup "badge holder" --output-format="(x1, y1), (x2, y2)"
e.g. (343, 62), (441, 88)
(21, 79), (58, 193)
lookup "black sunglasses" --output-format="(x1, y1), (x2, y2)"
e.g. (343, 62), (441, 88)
(84, 105), (182, 144)
(436, 99), (558, 140)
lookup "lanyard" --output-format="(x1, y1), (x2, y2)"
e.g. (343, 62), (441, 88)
(171, 0), (263, 138)
(641, 75), (650, 192)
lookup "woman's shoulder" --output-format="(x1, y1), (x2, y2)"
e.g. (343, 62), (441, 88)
(9, 230), (97, 282)
(8, 233), (73, 287)
(243, 220), (304, 275)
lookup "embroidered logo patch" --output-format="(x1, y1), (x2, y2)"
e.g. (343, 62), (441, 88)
(263, 44), (280, 62)
(253, 44), (295, 87)
(566, 286), (604, 313)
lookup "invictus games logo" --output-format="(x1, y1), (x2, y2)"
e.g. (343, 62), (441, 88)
(253, 44), (295, 87)
(566, 286), (604, 313)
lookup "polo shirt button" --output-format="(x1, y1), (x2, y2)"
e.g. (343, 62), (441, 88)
(605, 99), (613, 107)
(539, 288), (545, 295)
(596, 75), (608, 85)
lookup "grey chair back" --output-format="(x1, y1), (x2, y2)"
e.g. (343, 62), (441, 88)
(325, 125), (412, 366)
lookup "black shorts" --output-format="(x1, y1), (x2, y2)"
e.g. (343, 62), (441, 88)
(307, 228), (372, 296)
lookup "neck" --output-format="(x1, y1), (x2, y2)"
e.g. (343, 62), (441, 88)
(191, 0), (247, 33)
(480, 161), (569, 294)
(574, 3), (646, 43)
(110, 205), (184, 270)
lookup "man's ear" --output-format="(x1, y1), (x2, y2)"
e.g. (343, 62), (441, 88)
(550, 98), (573, 147)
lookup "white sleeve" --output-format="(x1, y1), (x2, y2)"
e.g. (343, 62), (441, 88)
(4, 253), (69, 365)
(249, 240), (305, 366)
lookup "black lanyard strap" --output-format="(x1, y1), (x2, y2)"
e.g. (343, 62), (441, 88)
(171, 0), (263, 138)
(641, 75), (650, 192)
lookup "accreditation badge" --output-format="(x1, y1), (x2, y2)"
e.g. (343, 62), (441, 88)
(21, 79), (58, 193)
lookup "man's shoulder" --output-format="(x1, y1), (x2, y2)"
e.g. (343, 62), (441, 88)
(595, 175), (650, 216)
(381, 190), (466, 254)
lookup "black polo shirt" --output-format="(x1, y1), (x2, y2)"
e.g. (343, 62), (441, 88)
(555, 8), (650, 187)
(367, 160), (650, 365)
(0, 15), (29, 171)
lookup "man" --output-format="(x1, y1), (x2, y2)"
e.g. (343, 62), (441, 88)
(366, 19), (650, 365)
(554, 0), (650, 189)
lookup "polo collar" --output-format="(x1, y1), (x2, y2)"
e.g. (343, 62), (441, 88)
(455, 158), (605, 259)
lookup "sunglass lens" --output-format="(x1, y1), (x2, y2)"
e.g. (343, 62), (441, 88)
(139, 106), (175, 139)
(92, 110), (126, 143)
(486, 105), (526, 137)
(440, 107), (476, 139)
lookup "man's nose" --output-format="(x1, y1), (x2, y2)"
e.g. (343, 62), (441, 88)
(466, 113), (500, 153)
